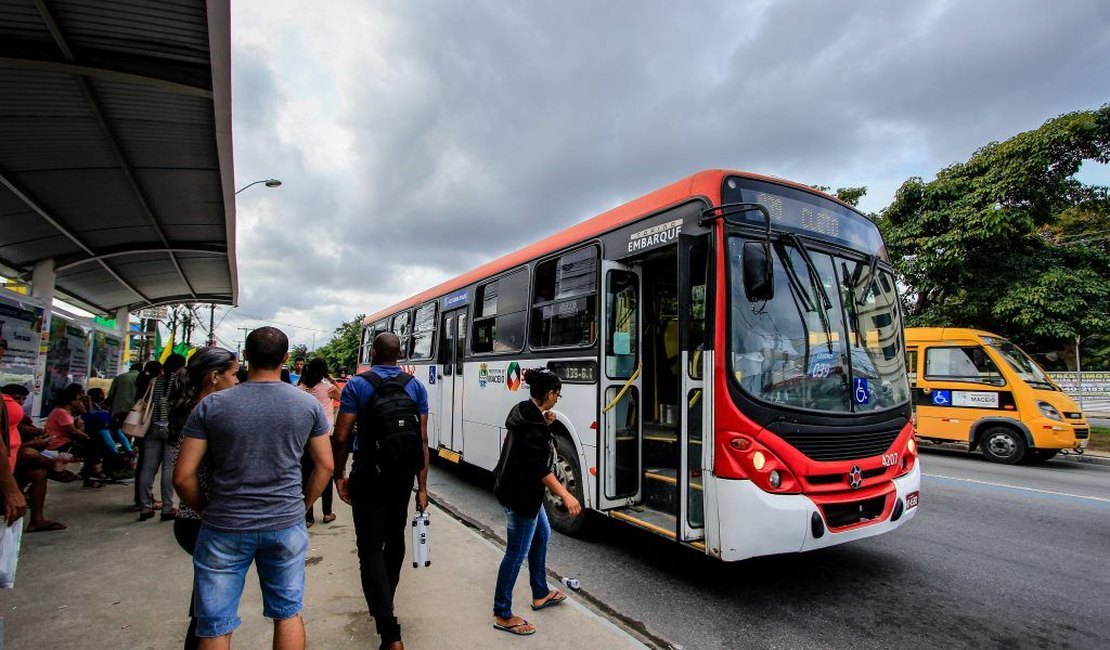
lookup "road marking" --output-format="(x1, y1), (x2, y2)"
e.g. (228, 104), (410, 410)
(924, 473), (1110, 504)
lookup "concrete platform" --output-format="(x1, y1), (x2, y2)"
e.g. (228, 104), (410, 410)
(0, 478), (645, 649)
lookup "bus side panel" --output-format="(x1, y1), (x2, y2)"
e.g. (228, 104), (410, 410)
(460, 359), (510, 471)
(422, 362), (442, 451)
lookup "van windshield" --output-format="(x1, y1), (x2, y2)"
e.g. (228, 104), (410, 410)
(990, 340), (1057, 390)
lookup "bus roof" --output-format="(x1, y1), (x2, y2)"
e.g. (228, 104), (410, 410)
(362, 169), (848, 325)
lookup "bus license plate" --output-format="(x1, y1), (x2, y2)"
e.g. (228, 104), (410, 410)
(905, 491), (920, 509)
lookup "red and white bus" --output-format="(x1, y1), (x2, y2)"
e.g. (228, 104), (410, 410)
(357, 170), (919, 561)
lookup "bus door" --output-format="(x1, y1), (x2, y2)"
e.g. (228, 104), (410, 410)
(437, 309), (467, 459)
(599, 260), (643, 509)
(678, 234), (709, 542)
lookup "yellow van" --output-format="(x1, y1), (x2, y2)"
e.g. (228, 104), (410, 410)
(905, 327), (1089, 464)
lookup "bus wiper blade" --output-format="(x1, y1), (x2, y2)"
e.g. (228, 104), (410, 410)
(788, 234), (832, 311)
(787, 234), (835, 353)
(775, 241), (816, 312)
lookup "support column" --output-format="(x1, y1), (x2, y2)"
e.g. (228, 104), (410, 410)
(31, 258), (55, 418)
(115, 306), (129, 374)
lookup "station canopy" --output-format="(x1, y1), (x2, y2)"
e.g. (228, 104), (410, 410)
(0, 0), (236, 315)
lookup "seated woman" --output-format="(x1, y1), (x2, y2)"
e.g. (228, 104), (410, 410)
(44, 383), (105, 488)
(2, 385), (66, 532)
(83, 387), (133, 473)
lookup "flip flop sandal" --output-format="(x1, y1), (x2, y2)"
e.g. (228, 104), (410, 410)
(531, 590), (567, 610)
(322, 513), (337, 523)
(83, 478), (104, 489)
(493, 620), (535, 636)
(28, 521), (67, 533)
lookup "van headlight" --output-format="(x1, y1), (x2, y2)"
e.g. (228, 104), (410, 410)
(1038, 401), (1063, 421)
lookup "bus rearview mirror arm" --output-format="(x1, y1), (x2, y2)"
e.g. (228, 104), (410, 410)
(701, 202), (774, 301)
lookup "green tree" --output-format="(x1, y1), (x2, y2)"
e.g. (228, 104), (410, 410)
(811, 185), (869, 207)
(314, 314), (365, 374)
(877, 105), (1110, 360)
(288, 343), (308, 366)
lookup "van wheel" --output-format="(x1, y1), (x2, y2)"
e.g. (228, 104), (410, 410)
(979, 427), (1027, 464)
(545, 435), (589, 536)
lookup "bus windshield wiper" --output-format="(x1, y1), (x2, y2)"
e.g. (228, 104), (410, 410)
(775, 241), (816, 312)
(787, 234), (835, 353)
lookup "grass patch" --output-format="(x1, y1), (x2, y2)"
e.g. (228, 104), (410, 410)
(1088, 427), (1110, 452)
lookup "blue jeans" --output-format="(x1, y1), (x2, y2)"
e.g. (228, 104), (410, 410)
(493, 506), (551, 618)
(139, 425), (175, 513)
(192, 522), (309, 637)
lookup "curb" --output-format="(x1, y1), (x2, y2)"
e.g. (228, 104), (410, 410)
(425, 488), (677, 650)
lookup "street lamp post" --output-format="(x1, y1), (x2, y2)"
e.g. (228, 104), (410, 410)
(235, 178), (282, 195)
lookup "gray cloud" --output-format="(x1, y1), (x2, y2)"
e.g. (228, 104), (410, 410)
(220, 0), (1110, 348)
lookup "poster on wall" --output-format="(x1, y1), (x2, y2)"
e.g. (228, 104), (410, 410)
(0, 296), (44, 412)
(40, 315), (91, 416)
(90, 331), (123, 379)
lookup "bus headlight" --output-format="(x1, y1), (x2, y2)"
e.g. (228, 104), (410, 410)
(907, 437), (917, 454)
(1038, 401), (1063, 421)
(752, 451), (766, 471)
(769, 470), (782, 489)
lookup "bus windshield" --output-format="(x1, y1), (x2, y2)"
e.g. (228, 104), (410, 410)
(729, 236), (910, 413)
(989, 339), (1057, 390)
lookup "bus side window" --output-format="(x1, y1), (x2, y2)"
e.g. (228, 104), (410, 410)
(409, 302), (437, 360)
(906, 348), (918, 386)
(531, 245), (599, 349)
(472, 270), (528, 354)
(391, 311), (412, 361)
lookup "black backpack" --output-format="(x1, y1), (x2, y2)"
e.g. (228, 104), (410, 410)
(356, 371), (425, 478)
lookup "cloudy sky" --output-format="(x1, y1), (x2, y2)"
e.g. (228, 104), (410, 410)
(210, 0), (1110, 351)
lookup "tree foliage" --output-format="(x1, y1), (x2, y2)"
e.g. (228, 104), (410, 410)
(877, 105), (1110, 357)
(288, 343), (308, 365)
(313, 314), (365, 374)
(811, 185), (868, 207)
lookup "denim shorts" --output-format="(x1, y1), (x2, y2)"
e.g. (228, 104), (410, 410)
(192, 522), (309, 637)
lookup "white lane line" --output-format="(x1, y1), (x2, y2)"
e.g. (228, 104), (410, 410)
(924, 473), (1110, 504)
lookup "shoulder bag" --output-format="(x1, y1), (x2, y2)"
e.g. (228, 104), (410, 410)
(122, 382), (155, 438)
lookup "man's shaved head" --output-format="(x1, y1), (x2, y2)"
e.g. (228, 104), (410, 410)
(372, 332), (402, 364)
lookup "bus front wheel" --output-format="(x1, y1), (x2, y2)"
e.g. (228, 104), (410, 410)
(979, 427), (1027, 464)
(545, 435), (589, 536)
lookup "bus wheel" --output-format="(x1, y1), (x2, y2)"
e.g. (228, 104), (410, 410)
(979, 427), (1027, 464)
(545, 435), (589, 536)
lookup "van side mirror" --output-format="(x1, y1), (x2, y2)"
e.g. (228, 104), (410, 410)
(743, 241), (774, 301)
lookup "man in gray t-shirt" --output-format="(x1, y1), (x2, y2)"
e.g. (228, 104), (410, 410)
(174, 327), (334, 650)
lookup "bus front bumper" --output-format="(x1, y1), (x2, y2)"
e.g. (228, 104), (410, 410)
(711, 463), (921, 562)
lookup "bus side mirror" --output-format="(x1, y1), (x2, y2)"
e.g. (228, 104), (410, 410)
(743, 241), (774, 301)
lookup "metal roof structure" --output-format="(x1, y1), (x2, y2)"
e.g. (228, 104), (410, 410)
(0, 0), (236, 315)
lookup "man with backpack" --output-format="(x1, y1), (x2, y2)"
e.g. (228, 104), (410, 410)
(332, 332), (429, 650)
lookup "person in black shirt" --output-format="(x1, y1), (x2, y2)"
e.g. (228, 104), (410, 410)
(491, 368), (581, 636)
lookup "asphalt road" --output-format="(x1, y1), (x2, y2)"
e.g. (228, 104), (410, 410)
(426, 450), (1110, 650)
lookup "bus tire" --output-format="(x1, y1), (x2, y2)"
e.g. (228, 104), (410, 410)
(979, 426), (1027, 464)
(545, 434), (590, 536)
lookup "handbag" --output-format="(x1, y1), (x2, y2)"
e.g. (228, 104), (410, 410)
(122, 382), (155, 438)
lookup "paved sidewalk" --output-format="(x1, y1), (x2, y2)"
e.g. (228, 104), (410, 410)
(0, 479), (645, 649)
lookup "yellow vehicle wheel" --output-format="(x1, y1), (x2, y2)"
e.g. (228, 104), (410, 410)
(979, 426), (1027, 464)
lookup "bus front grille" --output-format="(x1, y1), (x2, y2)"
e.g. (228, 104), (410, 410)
(1074, 428), (1089, 439)
(775, 429), (901, 461)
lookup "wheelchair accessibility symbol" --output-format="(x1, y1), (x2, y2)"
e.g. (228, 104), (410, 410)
(932, 390), (951, 406)
(853, 378), (869, 405)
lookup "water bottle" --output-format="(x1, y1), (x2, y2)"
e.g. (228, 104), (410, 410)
(561, 576), (581, 591)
